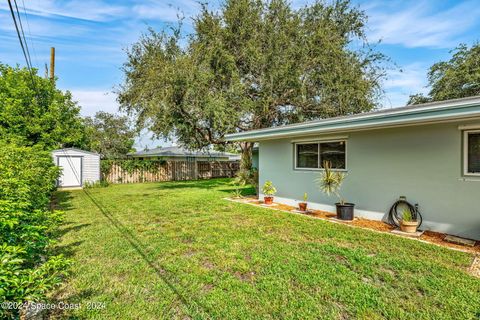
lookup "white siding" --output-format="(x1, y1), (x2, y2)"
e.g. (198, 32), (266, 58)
(52, 148), (100, 187)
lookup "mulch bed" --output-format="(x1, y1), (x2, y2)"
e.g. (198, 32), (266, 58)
(229, 196), (480, 255)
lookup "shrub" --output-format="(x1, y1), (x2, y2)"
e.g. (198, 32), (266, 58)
(0, 143), (59, 209)
(261, 180), (277, 196)
(0, 141), (70, 318)
(235, 167), (259, 195)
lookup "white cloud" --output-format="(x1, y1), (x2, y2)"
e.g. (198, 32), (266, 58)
(132, 0), (200, 22)
(366, 0), (480, 48)
(0, 0), (127, 22)
(384, 63), (427, 91)
(68, 88), (170, 149)
(0, 16), (91, 40)
(381, 63), (430, 108)
(69, 89), (119, 116)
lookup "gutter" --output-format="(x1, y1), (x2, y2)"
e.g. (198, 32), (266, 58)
(225, 100), (480, 142)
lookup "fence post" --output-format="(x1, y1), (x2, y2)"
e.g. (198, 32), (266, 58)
(194, 159), (198, 180)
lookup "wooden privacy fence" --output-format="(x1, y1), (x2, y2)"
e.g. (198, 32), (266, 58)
(102, 160), (240, 184)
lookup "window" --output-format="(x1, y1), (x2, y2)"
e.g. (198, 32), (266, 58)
(295, 141), (346, 170)
(296, 143), (318, 168)
(465, 130), (480, 175)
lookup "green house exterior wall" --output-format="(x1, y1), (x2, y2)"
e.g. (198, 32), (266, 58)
(258, 121), (480, 240)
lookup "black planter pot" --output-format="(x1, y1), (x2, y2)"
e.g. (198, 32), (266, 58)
(336, 203), (355, 220)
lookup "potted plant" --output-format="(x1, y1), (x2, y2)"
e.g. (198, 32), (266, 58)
(261, 180), (277, 205)
(316, 161), (354, 220)
(298, 193), (308, 211)
(400, 208), (419, 233)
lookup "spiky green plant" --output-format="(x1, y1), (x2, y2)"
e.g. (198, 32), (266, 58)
(231, 188), (243, 199)
(303, 192), (308, 202)
(316, 161), (346, 204)
(402, 208), (413, 222)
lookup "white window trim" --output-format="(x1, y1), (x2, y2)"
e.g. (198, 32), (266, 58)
(290, 135), (349, 143)
(294, 140), (348, 171)
(458, 124), (480, 130)
(464, 130), (480, 176)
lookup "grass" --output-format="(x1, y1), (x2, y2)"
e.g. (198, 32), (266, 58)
(52, 179), (480, 319)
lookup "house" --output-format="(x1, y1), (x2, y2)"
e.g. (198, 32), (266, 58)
(52, 148), (100, 187)
(226, 96), (480, 240)
(128, 146), (241, 161)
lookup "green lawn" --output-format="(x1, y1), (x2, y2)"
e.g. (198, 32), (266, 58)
(52, 179), (480, 319)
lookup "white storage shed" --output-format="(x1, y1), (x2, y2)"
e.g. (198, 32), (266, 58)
(52, 148), (100, 187)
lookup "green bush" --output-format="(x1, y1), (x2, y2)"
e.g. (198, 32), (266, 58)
(0, 142), (59, 209)
(0, 141), (70, 318)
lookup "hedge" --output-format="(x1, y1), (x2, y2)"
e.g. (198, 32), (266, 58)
(0, 141), (70, 318)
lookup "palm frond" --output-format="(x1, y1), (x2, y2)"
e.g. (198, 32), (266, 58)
(315, 160), (346, 202)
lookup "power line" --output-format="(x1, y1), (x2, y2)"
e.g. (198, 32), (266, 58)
(13, 0), (33, 70)
(20, 0), (39, 69)
(56, 149), (210, 318)
(7, 0), (43, 102)
(7, 0), (36, 86)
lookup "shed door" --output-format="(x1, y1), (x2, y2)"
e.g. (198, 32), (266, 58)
(58, 156), (82, 187)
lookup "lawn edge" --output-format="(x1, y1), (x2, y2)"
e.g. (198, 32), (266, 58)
(224, 197), (478, 256)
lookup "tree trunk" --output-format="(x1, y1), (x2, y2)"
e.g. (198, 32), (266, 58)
(239, 142), (254, 171)
(239, 141), (258, 195)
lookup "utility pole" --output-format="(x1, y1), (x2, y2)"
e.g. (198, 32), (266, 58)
(49, 47), (55, 81)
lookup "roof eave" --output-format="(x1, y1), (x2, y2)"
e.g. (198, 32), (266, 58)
(225, 97), (480, 142)
(226, 110), (480, 142)
(52, 147), (100, 156)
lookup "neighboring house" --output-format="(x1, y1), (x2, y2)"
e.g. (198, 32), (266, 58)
(128, 146), (241, 161)
(52, 148), (100, 187)
(226, 96), (480, 240)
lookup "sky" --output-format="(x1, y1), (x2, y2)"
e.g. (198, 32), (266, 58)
(1, 0), (480, 149)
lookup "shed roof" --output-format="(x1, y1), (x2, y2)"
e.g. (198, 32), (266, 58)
(225, 96), (480, 141)
(51, 148), (100, 156)
(128, 146), (239, 159)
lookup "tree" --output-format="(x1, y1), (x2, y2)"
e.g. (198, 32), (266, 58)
(118, 0), (386, 170)
(0, 63), (88, 150)
(84, 111), (136, 159)
(408, 43), (480, 105)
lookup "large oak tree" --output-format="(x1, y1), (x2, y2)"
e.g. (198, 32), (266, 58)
(118, 0), (386, 170)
